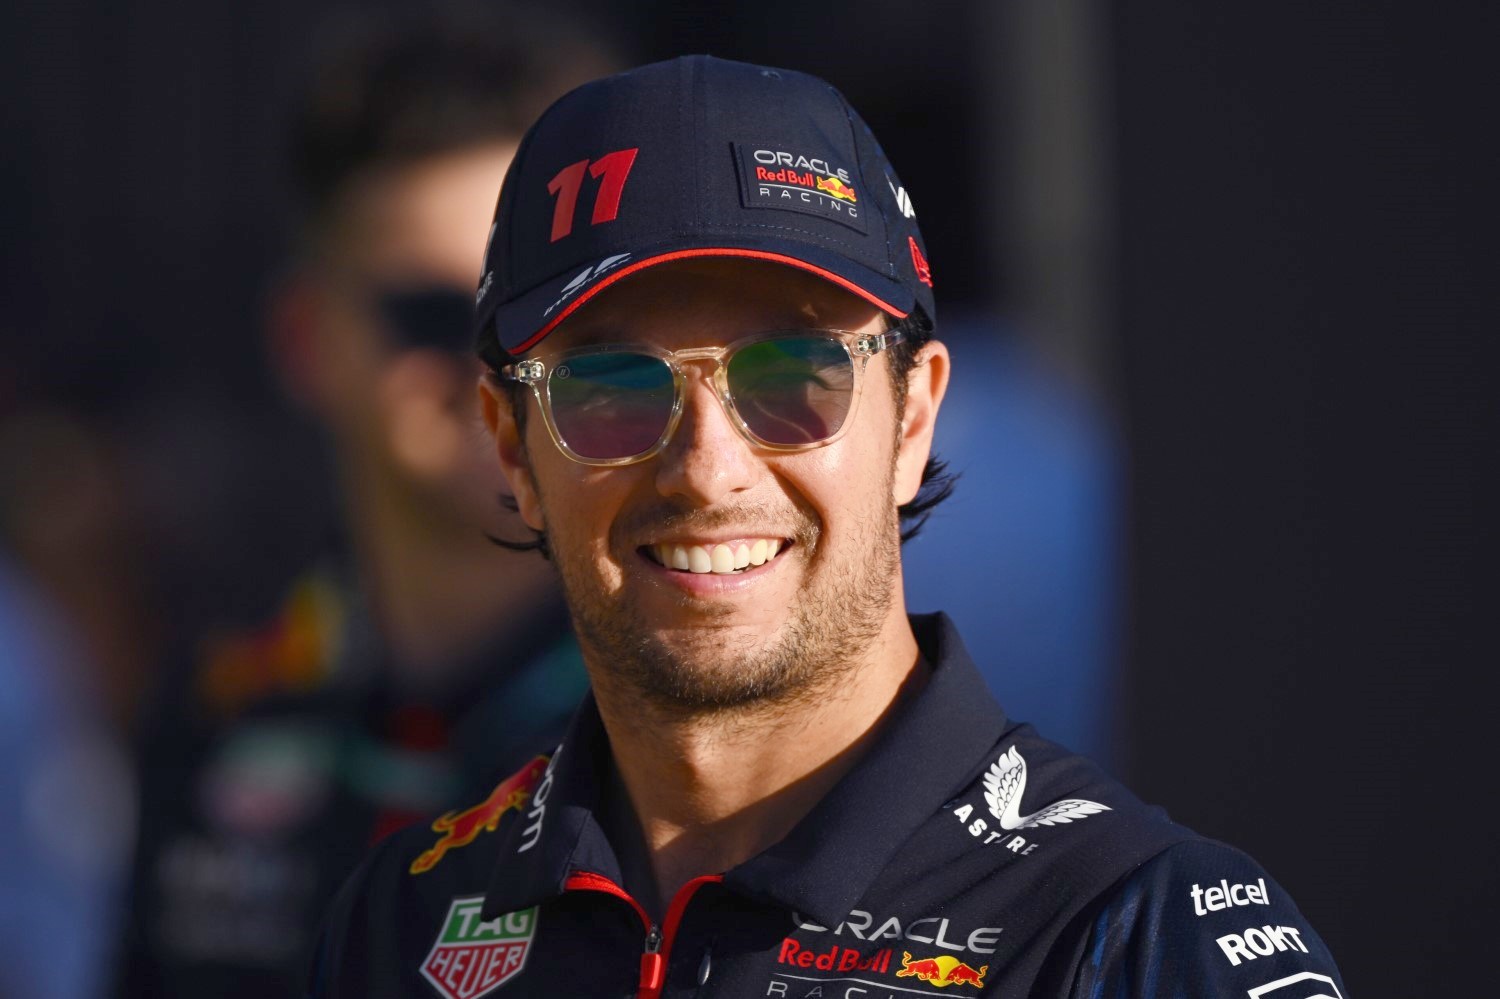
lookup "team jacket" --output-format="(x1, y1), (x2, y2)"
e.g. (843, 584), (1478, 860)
(310, 614), (1347, 998)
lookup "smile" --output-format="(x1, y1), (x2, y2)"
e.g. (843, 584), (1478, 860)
(641, 539), (787, 575)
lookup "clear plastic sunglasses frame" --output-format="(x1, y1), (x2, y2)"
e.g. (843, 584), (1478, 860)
(500, 327), (906, 466)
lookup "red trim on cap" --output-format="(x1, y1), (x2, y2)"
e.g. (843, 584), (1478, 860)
(509, 248), (909, 355)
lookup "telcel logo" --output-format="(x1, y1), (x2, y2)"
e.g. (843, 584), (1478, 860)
(1190, 877), (1270, 916)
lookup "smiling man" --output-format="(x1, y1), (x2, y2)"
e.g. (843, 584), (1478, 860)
(311, 56), (1346, 999)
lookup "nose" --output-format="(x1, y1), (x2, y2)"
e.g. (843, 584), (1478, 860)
(653, 366), (760, 505)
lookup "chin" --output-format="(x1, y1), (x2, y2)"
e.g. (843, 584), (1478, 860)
(614, 619), (830, 712)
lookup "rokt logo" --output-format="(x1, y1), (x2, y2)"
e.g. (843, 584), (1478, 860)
(420, 897), (537, 999)
(1216, 925), (1310, 967)
(895, 952), (988, 989)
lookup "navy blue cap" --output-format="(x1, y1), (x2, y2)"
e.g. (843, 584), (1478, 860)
(474, 55), (935, 356)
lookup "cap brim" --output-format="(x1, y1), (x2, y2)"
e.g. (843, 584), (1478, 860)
(492, 237), (915, 355)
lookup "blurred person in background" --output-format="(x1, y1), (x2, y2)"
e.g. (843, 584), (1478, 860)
(114, 8), (615, 998)
(0, 554), (132, 999)
(0, 289), (145, 999)
(1, 421), (137, 999)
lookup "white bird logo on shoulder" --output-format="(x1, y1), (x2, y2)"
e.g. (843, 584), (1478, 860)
(983, 746), (1111, 830)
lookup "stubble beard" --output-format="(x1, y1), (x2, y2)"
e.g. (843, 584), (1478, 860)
(550, 487), (903, 719)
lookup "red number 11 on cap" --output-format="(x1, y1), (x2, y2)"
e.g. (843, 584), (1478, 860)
(547, 148), (640, 242)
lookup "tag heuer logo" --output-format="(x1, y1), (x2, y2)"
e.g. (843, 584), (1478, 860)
(421, 897), (537, 999)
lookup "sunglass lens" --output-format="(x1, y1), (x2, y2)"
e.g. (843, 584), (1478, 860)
(727, 336), (855, 445)
(548, 352), (675, 459)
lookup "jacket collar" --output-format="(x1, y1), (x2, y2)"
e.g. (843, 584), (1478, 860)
(480, 691), (618, 920)
(482, 613), (1009, 925)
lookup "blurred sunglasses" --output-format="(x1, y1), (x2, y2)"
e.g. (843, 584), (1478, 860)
(500, 327), (904, 466)
(374, 287), (475, 353)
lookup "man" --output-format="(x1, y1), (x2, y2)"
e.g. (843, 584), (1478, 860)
(116, 13), (609, 998)
(312, 56), (1346, 997)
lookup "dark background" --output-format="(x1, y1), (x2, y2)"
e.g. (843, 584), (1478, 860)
(3, 2), (1491, 994)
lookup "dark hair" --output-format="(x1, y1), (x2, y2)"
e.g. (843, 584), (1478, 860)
(882, 310), (958, 542)
(479, 308), (956, 557)
(288, 4), (614, 237)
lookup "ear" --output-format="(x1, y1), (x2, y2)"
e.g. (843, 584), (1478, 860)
(892, 340), (950, 506)
(478, 376), (546, 532)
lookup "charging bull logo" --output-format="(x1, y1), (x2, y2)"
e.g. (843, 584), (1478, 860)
(815, 175), (858, 203)
(409, 756), (549, 874)
(895, 952), (988, 988)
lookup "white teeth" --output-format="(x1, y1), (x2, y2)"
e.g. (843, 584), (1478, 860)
(710, 544), (735, 574)
(652, 539), (784, 573)
(687, 546), (713, 573)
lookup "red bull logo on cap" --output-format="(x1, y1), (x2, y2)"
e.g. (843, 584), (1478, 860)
(421, 896), (537, 999)
(895, 951), (989, 989)
(815, 175), (858, 203)
(409, 756), (550, 875)
(738, 143), (867, 233)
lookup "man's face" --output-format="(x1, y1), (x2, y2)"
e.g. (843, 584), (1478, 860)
(285, 143), (518, 527)
(484, 259), (945, 711)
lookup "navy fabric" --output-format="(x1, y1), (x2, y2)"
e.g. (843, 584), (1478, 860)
(1060, 841), (1347, 999)
(309, 615), (1345, 998)
(475, 56), (936, 355)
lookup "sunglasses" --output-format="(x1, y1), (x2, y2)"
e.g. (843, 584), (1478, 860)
(500, 327), (905, 466)
(375, 287), (476, 353)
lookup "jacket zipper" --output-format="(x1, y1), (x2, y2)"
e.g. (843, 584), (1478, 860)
(563, 870), (724, 999)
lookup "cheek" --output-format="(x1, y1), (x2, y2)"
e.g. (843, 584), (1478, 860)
(313, 312), (389, 431)
(527, 442), (637, 571)
(775, 419), (899, 543)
